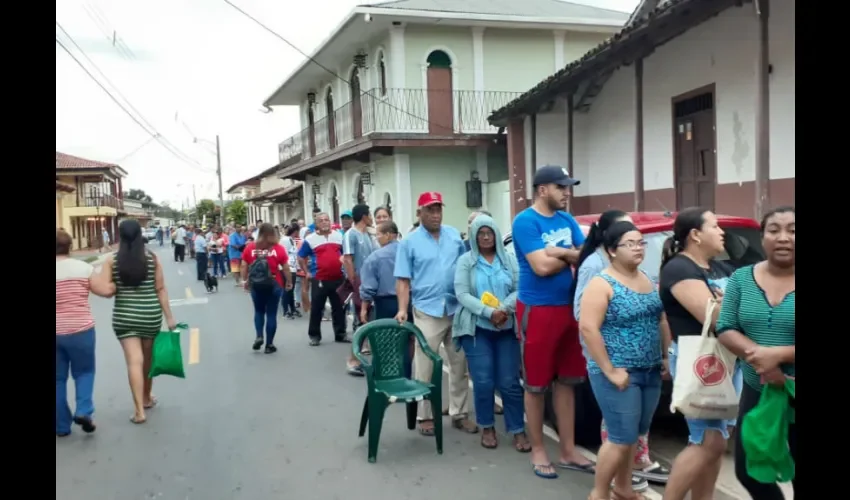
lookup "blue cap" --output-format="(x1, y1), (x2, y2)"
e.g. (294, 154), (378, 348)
(341, 210), (353, 218)
(532, 165), (580, 187)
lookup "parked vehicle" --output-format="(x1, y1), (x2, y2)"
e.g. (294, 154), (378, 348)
(142, 227), (158, 243)
(503, 211), (764, 447)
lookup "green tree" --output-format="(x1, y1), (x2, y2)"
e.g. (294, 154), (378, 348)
(226, 199), (248, 225)
(196, 199), (217, 222)
(124, 189), (153, 202)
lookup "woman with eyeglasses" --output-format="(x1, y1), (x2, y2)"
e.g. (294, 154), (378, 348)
(572, 210), (662, 492)
(579, 221), (666, 500)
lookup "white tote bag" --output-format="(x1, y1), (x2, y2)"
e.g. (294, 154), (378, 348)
(670, 299), (739, 420)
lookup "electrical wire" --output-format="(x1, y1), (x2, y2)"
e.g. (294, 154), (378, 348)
(112, 134), (159, 163)
(222, 0), (452, 131)
(55, 26), (215, 174)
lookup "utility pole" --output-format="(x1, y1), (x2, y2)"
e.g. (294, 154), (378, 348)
(192, 184), (198, 208)
(216, 134), (225, 225)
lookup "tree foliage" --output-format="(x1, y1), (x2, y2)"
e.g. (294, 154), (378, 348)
(196, 199), (217, 222)
(124, 189), (153, 202)
(226, 199), (248, 225)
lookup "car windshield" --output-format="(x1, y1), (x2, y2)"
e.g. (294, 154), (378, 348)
(503, 225), (764, 283)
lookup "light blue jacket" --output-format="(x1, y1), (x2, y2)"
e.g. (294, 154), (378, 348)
(452, 215), (519, 346)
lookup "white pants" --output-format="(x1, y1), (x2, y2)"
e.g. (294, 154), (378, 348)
(413, 308), (470, 421)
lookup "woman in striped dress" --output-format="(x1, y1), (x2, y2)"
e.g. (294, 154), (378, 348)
(103, 220), (177, 424)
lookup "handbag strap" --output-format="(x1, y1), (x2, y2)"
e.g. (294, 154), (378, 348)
(700, 299), (718, 338)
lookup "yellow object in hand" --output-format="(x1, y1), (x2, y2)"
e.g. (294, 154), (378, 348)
(481, 291), (500, 308)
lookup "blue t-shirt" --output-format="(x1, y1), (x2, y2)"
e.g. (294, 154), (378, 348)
(512, 208), (585, 306)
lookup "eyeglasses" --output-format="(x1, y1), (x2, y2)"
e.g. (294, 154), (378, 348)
(617, 240), (648, 249)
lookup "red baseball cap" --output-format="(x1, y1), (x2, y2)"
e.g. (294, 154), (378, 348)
(417, 191), (444, 208)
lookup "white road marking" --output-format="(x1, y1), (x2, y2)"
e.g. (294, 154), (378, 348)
(169, 297), (209, 307)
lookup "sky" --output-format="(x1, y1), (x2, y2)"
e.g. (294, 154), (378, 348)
(56, 0), (639, 208)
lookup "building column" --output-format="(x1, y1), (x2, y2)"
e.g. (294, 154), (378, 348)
(634, 58), (645, 212)
(393, 154), (412, 229)
(553, 30), (566, 71)
(507, 118), (528, 219)
(389, 24), (406, 89)
(754, 0), (771, 219)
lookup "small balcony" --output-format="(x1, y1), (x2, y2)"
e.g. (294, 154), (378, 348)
(82, 193), (123, 210)
(278, 88), (522, 163)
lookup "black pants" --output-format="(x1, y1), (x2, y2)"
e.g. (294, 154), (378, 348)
(308, 278), (346, 341)
(174, 244), (185, 262)
(734, 382), (797, 499)
(196, 252), (208, 280)
(281, 284), (296, 316)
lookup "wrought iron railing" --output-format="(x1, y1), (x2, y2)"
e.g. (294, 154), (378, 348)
(83, 193), (123, 209)
(277, 88), (521, 163)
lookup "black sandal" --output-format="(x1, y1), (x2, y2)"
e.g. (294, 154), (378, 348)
(513, 433), (531, 453)
(418, 420), (435, 436)
(481, 430), (498, 449)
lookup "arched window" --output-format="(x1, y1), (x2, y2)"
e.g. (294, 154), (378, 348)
(425, 50), (454, 134)
(426, 50), (452, 69)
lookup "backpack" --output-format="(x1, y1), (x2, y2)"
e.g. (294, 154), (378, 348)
(248, 253), (277, 289)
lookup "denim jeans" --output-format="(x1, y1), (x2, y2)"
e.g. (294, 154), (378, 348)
(56, 328), (96, 434)
(250, 284), (283, 345)
(459, 327), (524, 434)
(211, 253), (227, 277)
(588, 366), (662, 445)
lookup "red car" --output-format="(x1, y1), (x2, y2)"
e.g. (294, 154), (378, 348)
(503, 211), (765, 446)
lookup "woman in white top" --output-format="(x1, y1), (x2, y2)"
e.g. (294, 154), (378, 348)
(56, 229), (115, 436)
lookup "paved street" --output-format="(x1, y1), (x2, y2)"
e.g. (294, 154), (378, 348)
(57, 245), (604, 500)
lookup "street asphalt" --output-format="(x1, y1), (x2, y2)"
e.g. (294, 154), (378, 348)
(57, 244), (603, 500)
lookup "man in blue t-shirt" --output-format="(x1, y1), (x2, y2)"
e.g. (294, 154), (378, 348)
(511, 165), (593, 479)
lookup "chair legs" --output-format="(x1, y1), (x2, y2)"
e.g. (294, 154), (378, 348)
(430, 394), (444, 455)
(405, 401), (417, 430)
(358, 398), (369, 437)
(366, 396), (388, 463)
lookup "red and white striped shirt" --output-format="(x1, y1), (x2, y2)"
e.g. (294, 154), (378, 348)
(56, 259), (96, 335)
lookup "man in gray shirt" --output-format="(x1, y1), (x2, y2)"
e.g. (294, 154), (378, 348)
(342, 204), (375, 376)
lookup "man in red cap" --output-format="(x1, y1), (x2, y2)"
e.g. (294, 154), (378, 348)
(394, 191), (477, 436)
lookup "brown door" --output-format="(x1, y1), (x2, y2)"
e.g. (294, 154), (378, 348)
(427, 67), (453, 134)
(331, 186), (340, 223)
(350, 69), (363, 138)
(307, 108), (316, 156)
(674, 92), (716, 211)
(326, 91), (336, 148)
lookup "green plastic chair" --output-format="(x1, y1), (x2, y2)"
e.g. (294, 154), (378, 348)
(352, 319), (443, 463)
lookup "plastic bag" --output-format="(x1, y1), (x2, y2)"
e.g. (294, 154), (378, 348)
(149, 323), (189, 379)
(742, 378), (796, 483)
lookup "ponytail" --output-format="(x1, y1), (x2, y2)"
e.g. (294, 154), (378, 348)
(660, 236), (682, 271)
(569, 209), (628, 304)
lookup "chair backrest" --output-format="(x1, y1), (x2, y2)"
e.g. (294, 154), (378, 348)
(353, 319), (421, 380)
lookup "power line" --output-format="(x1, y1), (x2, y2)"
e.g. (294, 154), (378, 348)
(55, 25), (216, 174)
(112, 134), (159, 163)
(221, 0), (451, 131)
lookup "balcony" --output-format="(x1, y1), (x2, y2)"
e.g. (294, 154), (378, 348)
(278, 88), (522, 163)
(82, 193), (124, 210)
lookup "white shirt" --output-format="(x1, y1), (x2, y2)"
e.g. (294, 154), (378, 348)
(175, 227), (186, 244)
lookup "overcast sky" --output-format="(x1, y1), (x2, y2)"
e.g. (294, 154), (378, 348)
(56, 0), (638, 208)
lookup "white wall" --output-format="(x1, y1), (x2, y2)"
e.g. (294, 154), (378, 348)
(530, 1), (795, 196)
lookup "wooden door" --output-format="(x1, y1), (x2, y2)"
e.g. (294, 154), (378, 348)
(307, 108), (316, 156)
(326, 91), (336, 148)
(674, 92), (716, 211)
(350, 70), (363, 138)
(427, 67), (454, 134)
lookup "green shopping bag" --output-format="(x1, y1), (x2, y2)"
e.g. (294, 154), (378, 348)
(741, 378), (796, 484)
(149, 323), (189, 379)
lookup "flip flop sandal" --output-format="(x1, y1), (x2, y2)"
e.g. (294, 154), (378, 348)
(418, 420), (435, 436)
(129, 415), (147, 424)
(531, 463), (558, 479)
(480, 432), (498, 449)
(632, 461), (671, 484)
(452, 419), (480, 434)
(143, 397), (158, 410)
(612, 491), (649, 500)
(513, 434), (532, 453)
(72, 416), (96, 433)
(556, 461), (596, 474)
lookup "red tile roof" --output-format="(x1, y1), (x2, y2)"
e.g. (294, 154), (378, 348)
(55, 180), (76, 192)
(56, 151), (119, 170)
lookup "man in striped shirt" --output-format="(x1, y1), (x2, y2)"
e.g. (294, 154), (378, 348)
(298, 212), (347, 346)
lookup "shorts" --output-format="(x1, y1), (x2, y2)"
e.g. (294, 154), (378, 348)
(230, 258), (241, 273)
(669, 342), (743, 444)
(589, 367), (662, 445)
(516, 300), (587, 392)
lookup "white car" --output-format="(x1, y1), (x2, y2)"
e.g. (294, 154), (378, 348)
(142, 228), (158, 243)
